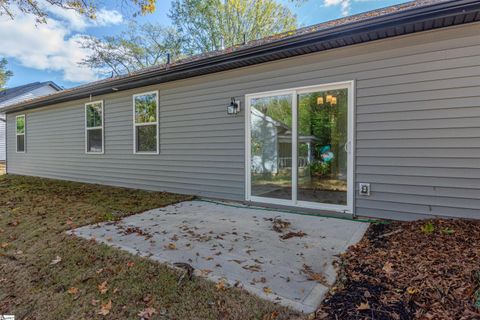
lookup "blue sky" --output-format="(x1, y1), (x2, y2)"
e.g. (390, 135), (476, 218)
(1, 0), (406, 89)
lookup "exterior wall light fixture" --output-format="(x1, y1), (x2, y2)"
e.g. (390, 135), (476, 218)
(227, 98), (241, 115)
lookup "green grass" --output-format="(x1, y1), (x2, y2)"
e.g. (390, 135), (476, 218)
(0, 175), (300, 319)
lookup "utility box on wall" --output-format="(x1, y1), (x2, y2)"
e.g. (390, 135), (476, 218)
(359, 183), (370, 196)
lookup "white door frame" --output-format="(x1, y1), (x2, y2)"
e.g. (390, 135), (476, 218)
(245, 80), (355, 214)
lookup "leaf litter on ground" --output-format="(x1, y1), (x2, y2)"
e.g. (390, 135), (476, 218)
(0, 175), (299, 319)
(316, 219), (480, 320)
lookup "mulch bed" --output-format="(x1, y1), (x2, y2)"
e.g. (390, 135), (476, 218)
(315, 219), (480, 320)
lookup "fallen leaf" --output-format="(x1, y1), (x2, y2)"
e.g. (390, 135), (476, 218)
(280, 231), (307, 240)
(138, 307), (157, 319)
(268, 217), (291, 233)
(263, 311), (279, 320)
(127, 261), (135, 268)
(215, 279), (226, 291)
(407, 287), (419, 295)
(200, 269), (213, 276)
(301, 264), (329, 286)
(113, 287), (119, 294)
(242, 264), (262, 272)
(166, 243), (176, 250)
(263, 287), (272, 294)
(229, 259), (246, 264)
(91, 299), (100, 306)
(382, 261), (394, 275)
(67, 287), (79, 295)
(1, 242), (8, 248)
(356, 302), (370, 311)
(50, 255), (62, 265)
(98, 281), (108, 294)
(98, 300), (112, 316)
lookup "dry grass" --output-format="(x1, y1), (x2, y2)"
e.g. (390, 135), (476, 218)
(0, 162), (5, 175)
(0, 175), (301, 319)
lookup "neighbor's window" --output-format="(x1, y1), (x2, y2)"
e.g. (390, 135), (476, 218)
(16, 115), (26, 153)
(133, 91), (158, 154)
(85, 101), (104, 153)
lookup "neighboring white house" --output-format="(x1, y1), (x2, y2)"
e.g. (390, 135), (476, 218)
(0, 113), (5, 162)
(0, 81), (62, 161)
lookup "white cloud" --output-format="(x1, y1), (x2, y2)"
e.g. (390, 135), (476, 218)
(45, 5), (91, 31)
(0, 6), (123, 83)
(95, 9), (123, 26)
(44, 3), (123, 31)
(324, 0), (352, 16)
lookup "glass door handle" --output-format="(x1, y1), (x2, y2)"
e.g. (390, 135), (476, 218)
(344, 141), (351, 153)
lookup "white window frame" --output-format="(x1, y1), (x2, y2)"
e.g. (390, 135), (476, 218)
(133, 90), (159, 155)
(245, 80), (355, 214)
(16, 114), (26, 153)
(85, 100), (105, 154)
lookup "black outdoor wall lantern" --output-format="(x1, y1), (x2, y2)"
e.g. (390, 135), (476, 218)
(227, 97), (241, 115)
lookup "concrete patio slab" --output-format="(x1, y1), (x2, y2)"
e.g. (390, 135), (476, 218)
(69, 200), (369, 313)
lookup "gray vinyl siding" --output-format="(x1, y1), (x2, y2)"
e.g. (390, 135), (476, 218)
(6, 22), (480, 220)
(0, 85), (59, 161)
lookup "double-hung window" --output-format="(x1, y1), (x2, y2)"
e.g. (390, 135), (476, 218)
(85, 101), (104, 154)
(16, 115), (26, 153)
(133, 91), (158, 154)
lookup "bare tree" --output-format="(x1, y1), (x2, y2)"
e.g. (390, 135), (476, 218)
(79, 23), (183, 77)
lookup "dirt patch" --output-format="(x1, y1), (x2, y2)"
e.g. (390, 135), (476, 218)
(316, 219), (480, 319)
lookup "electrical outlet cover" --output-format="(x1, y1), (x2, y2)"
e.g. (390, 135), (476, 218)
(359, 183), (370, 196)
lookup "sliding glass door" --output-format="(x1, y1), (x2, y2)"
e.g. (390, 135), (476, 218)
(246, 82), (353, 213)
(297, 87), (349, 206)
(250, 93), (293, 201)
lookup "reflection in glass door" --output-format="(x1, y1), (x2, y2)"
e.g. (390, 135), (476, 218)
(297, 89), (348, 206)
(247, 82), (353, 212)
(250, 94), (293, 200)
